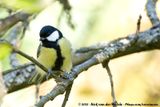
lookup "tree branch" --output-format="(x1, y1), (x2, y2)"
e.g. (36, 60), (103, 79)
(58, 0), (75, 29)
(2, 23), (160, 93)
(102, 61), (117, 107)
(35, 23), (160, 106)
(0, 11), (31, 36)
(61, 82), (73, 107)
(146, 0), (159, 25)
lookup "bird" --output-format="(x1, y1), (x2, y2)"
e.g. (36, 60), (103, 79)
(29, 25), (72, 83)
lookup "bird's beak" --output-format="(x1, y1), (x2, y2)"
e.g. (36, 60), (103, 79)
(40, 37), (45, 41)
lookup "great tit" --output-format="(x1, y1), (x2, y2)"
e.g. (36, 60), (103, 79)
(30, 25), (72, 83)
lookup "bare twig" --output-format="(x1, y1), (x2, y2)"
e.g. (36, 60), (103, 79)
(102, 61), (117, 107)
(136, 15), (142, 34)
(59, 0), (75, 29)
(61, 82), (73, 107)
(2, 63), (34, 75)
(35, 85), (40, 104)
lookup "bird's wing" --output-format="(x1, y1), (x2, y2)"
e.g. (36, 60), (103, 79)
(37, 43), (41, 58)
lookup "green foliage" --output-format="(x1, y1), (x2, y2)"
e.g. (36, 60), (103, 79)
(1, 0), (44, 13)
(0, 42), (12, 60)
(0, 8), (10, 18)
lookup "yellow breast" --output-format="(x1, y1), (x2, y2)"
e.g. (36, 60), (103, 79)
(38, 47), (57, 69)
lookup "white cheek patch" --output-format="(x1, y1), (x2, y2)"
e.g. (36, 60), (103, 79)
(47, 31), (59, 42)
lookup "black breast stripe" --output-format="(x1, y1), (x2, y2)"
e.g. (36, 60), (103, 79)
(52, 44), (64, 70)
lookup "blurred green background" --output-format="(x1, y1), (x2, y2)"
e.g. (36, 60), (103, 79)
(0, 0), (160, 107)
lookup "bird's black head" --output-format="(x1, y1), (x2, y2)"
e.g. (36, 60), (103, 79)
(39, 25), (63, 42)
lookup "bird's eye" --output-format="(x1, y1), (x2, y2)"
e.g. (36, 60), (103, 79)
(40, 37), (46, 41)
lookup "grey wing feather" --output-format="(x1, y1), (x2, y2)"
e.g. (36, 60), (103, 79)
(37, 43), (41, 58)
(28, 43), (44, 84)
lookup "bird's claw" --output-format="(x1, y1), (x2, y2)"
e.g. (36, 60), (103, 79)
(61, 72), (71, 80)
(46, 69), (53, 80)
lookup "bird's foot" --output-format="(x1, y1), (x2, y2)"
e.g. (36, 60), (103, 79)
(46, 69), (53, 80)
(61, 72), (72, 80)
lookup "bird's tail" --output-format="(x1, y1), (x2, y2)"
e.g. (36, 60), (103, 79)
(28, 68), (47, 84)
